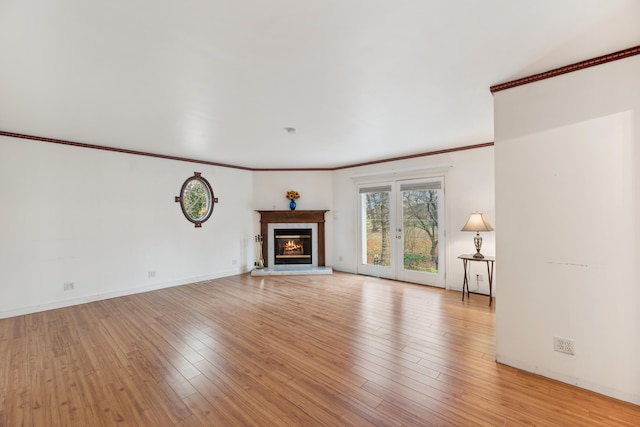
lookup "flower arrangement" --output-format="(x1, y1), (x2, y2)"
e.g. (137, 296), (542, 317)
(286, 190), (301, 200)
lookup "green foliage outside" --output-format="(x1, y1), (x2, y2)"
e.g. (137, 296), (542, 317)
(183, 180), (209, 220)
(403, 252), (427, 270)
(365, 192), (391, 266)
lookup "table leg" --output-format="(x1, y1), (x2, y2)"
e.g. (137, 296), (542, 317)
(486, 260), (494, 306)
(462, 259), (469, 301)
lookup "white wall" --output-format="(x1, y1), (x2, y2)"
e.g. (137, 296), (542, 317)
(494, 55), (640, 404)
(0, 135), (254, 318)
(330, 147), (495, 293)
(0, 136), (494, 319)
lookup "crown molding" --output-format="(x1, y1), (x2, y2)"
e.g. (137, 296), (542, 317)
(331, 142), (493, 170)
(0, 130), (253, 171)
(0, 130), (493, 171)
(490, 45), (640, 93)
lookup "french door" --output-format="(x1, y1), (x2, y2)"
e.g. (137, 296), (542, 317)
(357, 177), (445, 287)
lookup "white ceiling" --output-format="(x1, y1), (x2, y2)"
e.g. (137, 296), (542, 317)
(1, 1), (639, 169)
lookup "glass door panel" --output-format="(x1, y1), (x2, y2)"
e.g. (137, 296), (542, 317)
(397, 179), (444, 286)
(358, 184), (396, 279)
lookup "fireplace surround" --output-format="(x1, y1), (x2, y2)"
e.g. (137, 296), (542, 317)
(257, 210), (328, 268)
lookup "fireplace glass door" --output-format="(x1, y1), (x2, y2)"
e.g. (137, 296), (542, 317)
(274, 229), (312, 265)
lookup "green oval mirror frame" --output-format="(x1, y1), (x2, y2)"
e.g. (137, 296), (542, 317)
(175, 172), (218, 227)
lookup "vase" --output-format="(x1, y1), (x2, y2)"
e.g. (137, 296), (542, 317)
(289, 200), (296, 210)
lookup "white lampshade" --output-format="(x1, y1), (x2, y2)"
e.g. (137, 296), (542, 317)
(461, 213), (494, 232)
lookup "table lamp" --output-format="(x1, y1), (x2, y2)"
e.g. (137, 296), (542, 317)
(461, 213), (494, 258)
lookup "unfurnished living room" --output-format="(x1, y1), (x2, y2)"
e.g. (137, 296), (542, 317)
(1, 1), (640, 425)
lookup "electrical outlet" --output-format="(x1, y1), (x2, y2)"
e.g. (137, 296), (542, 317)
(148, 271), (156, 278)
(232, 259), (238, 265)
(476, 274), (484, 281)
(63, 282), (74, 291)
(553, 336), (575, 355)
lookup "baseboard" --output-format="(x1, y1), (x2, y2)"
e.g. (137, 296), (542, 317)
(496, 355), (640, 406)
(0, 268), (250, 319)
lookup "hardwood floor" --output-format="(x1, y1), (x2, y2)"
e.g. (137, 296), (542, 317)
(1, 272), (639, 426)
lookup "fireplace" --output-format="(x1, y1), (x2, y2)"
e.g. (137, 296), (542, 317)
(257, 210), (328, 268)
(274, 228), (312, 265)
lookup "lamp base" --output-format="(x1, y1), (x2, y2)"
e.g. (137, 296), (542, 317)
(473, 232), (484, 259)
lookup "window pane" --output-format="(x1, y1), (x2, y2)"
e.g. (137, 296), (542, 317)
(402, 189), (439, 273)
(182, 179), (211, 221)
(361, 191), (391, 266)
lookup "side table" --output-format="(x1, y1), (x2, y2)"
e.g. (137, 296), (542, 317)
(458, 254), (495, 306)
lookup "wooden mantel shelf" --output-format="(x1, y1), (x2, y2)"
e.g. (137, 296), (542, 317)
(257, 210), (329, 267)
(257, 210), (329, 223)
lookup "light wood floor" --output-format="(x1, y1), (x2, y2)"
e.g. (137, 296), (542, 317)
(1, 272), (639, 426)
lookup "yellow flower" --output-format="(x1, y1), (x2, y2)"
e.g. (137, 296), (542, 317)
(286, 190), (300, 200)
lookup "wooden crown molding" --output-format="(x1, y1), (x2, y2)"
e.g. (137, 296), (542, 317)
(0, 130), (253, 171)
(330, 142), (494, 170)
(490, 45), (640, 93)
(0, 130), (493, 171)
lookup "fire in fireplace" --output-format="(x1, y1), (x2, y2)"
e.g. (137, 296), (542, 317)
(274, 228), (312, 265)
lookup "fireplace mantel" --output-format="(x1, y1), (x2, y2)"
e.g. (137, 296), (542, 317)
(257, 210), (329, 267)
